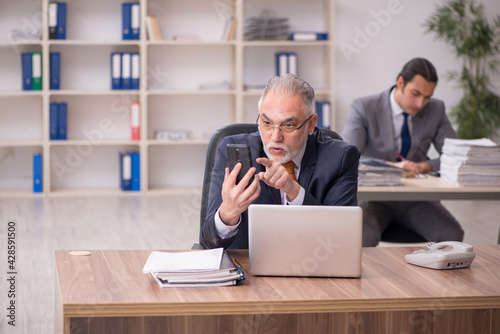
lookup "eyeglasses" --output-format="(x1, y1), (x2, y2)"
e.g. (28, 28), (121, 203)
(256, 114), (313, 134)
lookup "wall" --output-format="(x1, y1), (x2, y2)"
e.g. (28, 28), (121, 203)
(334, 0), (500, 140)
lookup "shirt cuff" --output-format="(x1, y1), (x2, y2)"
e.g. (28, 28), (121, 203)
(286, 186), (305, 205)
(214, 208), (241, 239)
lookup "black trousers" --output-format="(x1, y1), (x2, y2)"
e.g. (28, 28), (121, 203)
(360, 200), (464, 247)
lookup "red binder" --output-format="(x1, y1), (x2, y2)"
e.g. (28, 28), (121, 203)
(130, 101), (140, 140)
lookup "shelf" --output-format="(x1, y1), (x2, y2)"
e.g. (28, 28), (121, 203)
(147, 138), (210, 146)
(0, 190), (44, 198)
(49, 90), (141, 96)
(147, 40), (237, 46)
(147, 89), (235, 96)
(242, 40), (331, 47)
(1, 0), (334, 196)
(0, 140), (43, 147)
(49, 139), (140, 146)
(47, 188), (142, 197)
(0, 90), (44, 97)
(48, 40), (141, 46)
(0, 40), (42, 46)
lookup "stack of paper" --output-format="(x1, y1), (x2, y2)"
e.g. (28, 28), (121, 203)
(440, 138), (500, 186)
(358, 158), (404, 186)
(244, 11), (289, 40)
(142, 248), (245, 287)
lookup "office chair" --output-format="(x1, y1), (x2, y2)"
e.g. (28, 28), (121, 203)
(197, 124), (259, 248)
(196, 123), (425, 248)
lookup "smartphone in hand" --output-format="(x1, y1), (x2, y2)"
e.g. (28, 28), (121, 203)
(226, 144), (253, 186)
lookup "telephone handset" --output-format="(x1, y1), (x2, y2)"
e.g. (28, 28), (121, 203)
(405, 241), (476, 270)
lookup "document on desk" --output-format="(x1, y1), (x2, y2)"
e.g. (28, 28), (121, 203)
(142, 248), (223, 273)
(359, 158), (405, 186)
(441, 138), (500, 186)
(143, 249), (245, 287)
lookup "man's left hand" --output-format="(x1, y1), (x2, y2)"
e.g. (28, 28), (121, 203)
(385, 160), (433, 178)
(256, 157), (300, 201)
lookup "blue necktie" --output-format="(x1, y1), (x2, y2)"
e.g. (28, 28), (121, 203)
(400, 112), (411, 158)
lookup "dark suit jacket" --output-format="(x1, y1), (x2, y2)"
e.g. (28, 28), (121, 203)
(202, 128), (360, 249)
(342, 87), (457, 171)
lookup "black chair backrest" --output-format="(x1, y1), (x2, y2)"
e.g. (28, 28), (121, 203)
(198, 124), (342, 247)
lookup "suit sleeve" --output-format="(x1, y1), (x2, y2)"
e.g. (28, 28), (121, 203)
(201, 138), (238, 249)
(427, 101), (458, 171)
(303, 144), (360, 207)
(342, 98), (368, 153)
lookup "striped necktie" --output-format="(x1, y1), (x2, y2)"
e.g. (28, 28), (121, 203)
(400, 112), (411, 158)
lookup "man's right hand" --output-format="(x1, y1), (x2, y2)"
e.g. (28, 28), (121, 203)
(219, 162), (260, 226)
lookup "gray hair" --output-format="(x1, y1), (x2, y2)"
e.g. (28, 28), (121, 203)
(258, 74), (315, 116)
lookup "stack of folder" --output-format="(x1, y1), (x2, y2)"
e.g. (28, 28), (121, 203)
(244, 13), (289, 40)
(21, 52), (42, 91)
(122, 2), (140, 40)
(440, 138), (500, 186)
(358, 158), (404, 186)
(275, 52), (297, 77)
(315, 101), (331, 129)
(48, 2), (66, 40)
(49, 102), (67, 140)
(142, 248), (245, 287)
(111, 52), (140, 90)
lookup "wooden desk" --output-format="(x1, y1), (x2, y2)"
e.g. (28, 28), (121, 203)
(55, 246), (500, 334)
(358, 176), (500, 201)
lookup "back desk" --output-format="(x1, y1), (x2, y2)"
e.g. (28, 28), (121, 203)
(358, 176), (500, 201)
(55, 246), (500, 334)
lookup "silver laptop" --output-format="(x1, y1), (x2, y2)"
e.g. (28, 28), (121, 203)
(248, 204), (363, 278)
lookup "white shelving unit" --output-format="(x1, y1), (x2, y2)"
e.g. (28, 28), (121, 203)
(0, 0), (334, 197)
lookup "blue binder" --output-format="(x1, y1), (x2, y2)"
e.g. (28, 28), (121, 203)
(130, 3), (140, 40)
(50, 52), (60, 90)
(131, 152), (140, 191)
(120, 153), (132, 191)
(111, 52), (122, 90)
(315, 101), (331, 129)
(121, 53), (132, 89)
(33, 153), (43, 193)
(131, 52), (140, 89)
(56, 2), (66, 40)
(49, 103), (59, 140)
(58, 102), (67, 139)
(290, 32), (328, 41)
(31, 52), (42, 91)
(22, 53), (32, 90)
(122, 3), (132, 40)
(275, 52), (298, 76)
(275, 52), (288, 77)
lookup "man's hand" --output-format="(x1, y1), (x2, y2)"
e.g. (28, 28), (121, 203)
(385, 160), (433, 178)
(256, 157), (300, 201)
(219, 163), (260, 226)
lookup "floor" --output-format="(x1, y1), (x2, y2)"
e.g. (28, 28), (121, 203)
(0, 193), (498, 333)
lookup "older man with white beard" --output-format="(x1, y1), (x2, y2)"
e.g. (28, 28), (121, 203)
(202, 74), (360, 249)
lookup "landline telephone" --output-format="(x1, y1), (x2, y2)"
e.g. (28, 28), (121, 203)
(405, 241), (476, 270)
